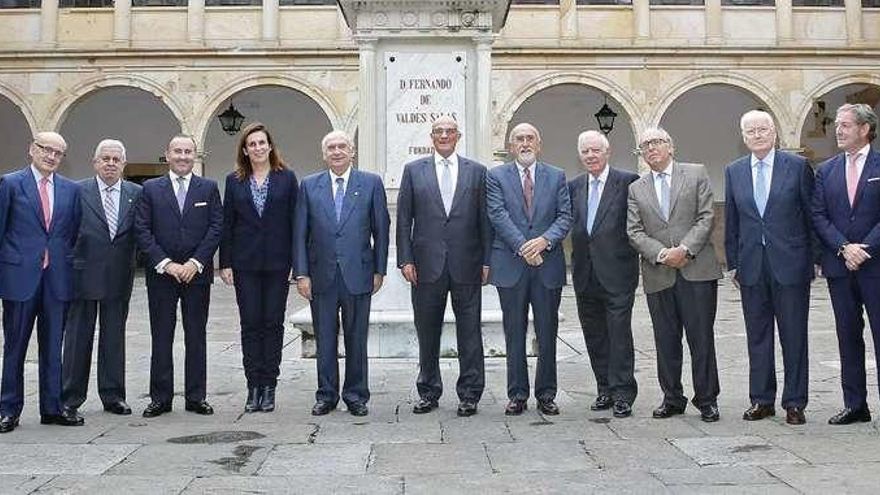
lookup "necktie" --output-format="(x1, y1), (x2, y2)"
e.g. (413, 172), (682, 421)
(754, 160), (769, 217)
(39, 177), (51, 269)
(523, 166), (534, 218)
(176, 176), (187, 212)
(587, 178), (600, 234)
(440, 158), (453, 215)
(334, 177), (345, 222)
(659, 172), (670, 221)
(104, 186), (118, 239)
(847, 153), (860, 206)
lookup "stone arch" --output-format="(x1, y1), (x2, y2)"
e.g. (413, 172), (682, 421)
(651, 72), (792, 144)
(494, 71), (645, 153)
(794, 72), (880, 146)
(194, 74), (344, 148)
(0, 81), (38, 136)
(45, 74), (187, 134)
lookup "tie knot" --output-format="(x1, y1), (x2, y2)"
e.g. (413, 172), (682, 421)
(106, 186), (115, 194)
(177, 176), (185, 184)
(40, 176), (49, 185)
(523, 167), (531, 178)
(335, 177), (344, 185)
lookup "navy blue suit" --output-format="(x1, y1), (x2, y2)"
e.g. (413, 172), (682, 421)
(0, 166), (81, 418)
(812, 147), (880, 410)
(725, 150), (814, 409)
(486, 161), (572, 402)
(135, 173), (222, 405)
(396, 155), (490, 403)
(219, 169), (297, 388)
(294, 169), (390, 407)
(569, 168), (640, 405)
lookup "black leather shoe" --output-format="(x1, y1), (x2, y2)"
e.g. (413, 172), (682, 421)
(412, 398), (439, 414)
(41, 409), (84, 426)
(785, 406), (806, 425)
(537, 400), (560, 416)
(103, 401), (132, 415)
(742, 403), (775, 421)
(700, 404), (720, 422)
(142, 401), (172, 418)
(457, 401), (478, 417)
(311, 401), (336, 416)
(244, 387), (262, 413)
(612, 400), (632, 418)
(260, 386), (276, 413)
(0, 415), (19, 433)
(185, 400), (214, 415)
(591, 394), (613, 411)
(505, 399), (527, 416)
(652, 403), (685, 419)
(348, 403), (368, 417)
(828, 407), (871, 425)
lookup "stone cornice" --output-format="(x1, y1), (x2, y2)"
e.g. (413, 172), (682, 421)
(336, 0), (510, 35)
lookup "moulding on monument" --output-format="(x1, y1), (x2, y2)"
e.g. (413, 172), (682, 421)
(336, 0), (510, 36)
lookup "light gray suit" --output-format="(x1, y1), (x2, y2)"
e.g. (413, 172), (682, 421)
(626, 161), (721, 410)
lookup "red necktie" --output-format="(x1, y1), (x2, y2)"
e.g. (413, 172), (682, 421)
(39, 176), (51, 269)
(523, 166), (534, 218)
(846, 153), (860, 206)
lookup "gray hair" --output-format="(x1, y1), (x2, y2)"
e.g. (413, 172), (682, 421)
(93, 139), (127, 162)
(838, 103), (878, 141)
(739, 110), (775, 131)
(577, 130), (610, 151)
(321, 130), (355, 153)
(639, 126), (674, 149)
(508, 122), (542, 144)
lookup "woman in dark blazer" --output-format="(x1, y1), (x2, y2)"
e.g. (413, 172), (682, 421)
(220, 122), (297, 413)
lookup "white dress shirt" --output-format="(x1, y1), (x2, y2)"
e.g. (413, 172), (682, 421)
(435, 152), (459, 194)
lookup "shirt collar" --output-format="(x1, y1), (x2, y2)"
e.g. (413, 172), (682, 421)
(97, 176), (120, 191)
(516, 160), (536, 176)
(589, 165), (610, 184)
(329, 166), (352, 184)
(849, 143), (871, 160)
(170, 171), (192, 182)
(435, 152), (458, 168)
(30, 164), (53, 184)
(751, 148), (776, 168)
(651, 161), (673, 180)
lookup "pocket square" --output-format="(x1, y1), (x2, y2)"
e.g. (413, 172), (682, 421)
(867, 177), (880, 183)
(194, 201), (208, 207)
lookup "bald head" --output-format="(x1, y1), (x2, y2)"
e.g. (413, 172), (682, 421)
(431, 115), (460, 158)
(29, 131), (67, 177)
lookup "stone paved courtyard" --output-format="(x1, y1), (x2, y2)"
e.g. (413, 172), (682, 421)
(0, 275), (878, 494)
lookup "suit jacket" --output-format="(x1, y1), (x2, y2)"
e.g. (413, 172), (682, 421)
(626, 161), (721, 294)
(812, 147), (880, 279)
(134, 174), (223, 285)
(568, 167), (640, 295)
(486, 161), (572, 289)
(396, 155), (491, 285)
(72, 177), (142, 300)
(293, 168), (390, 295)
(0, 167), (81, 302)
(724, 150), (816, 286)
(219, 169), (298, 272)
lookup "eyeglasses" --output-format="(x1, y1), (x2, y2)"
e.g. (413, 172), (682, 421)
(34, 142), (66, 158)
(432, 128), (458, 137)
(639, 138), (668, 150)
(743, 127), (773, 137)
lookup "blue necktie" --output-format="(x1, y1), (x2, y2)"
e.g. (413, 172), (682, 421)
(176, 176), (186, 213)
(754, 160), (768, 217)
(334, 177), (344, 222)
(587, 178), (600, 234)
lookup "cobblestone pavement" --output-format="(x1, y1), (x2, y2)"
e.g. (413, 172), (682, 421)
(0, 276), (878, 494)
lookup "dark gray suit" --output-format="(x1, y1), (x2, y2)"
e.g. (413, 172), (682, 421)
(62, 177), (142, 409)
(396, 154), (490, 403)
(569, 167), (640, 405)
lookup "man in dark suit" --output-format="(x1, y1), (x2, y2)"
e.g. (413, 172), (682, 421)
(135, 134), (222, 418)
(627, 127), (722, 423)
(0, 132), (82, 433)
(397, 116), (490, 417)
(568, 130), (639, 418)
(486, 122), (572, 416)
(725, 110), (814, 425)
(294, 130), (390, 417)
(812, 103), (880, 425)
(61, 139), (142, 423)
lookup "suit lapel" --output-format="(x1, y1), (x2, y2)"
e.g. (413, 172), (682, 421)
(116, 181), (137, 236)
(591, 169), (618, 233)
(573, 175), (588, 234)
(160, 175), (182, 219)
(448, 157), (468, 215)
(422, 158), (447, 217)
(764, 153), (788, 214)
(503, 162), (527, 219)
(853, 149), (880, 210)
(82, 179), (109, 229)
(337, 169), (362, 231)
(642, 172), (664, 221)
(316, 172), (336, 225)
(668, 162), (685, 219)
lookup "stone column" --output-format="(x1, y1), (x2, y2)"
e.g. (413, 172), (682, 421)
(633, 0), (650, 42)
(40, 0), (58, 46)
(775, 0), (793, 43)
(188, 0), (205, 44)
(357, 37), (378, 173)
(113, 0), (132, 45)
(262, 0), (279, 43)
(474, 34), (494, 165)
(844, 0), (862, 43)
(705, 0), (722, 45)
(560, 0), (578, 40)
